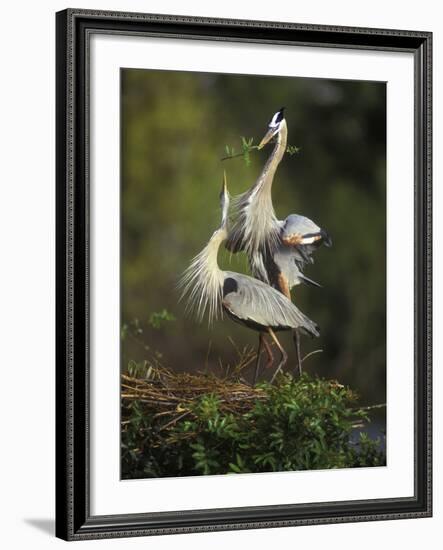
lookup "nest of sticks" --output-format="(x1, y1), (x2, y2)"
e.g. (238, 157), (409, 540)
(121, 349), (267, 435)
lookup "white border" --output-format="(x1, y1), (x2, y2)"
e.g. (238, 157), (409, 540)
(90, 34), (415, 516)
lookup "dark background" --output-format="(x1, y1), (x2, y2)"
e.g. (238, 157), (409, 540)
(121, 68), (386, 406)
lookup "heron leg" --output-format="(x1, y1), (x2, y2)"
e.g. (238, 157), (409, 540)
(262, 335), (274, 370)
(254, 334), (274, 385)
(293, 329), (302, 377)
(253, 333), (264, 385)
(276, 276), (296, 377)
(268, 328), (288, 384)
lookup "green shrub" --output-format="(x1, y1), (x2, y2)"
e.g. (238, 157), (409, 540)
(121, 372), (385, 479)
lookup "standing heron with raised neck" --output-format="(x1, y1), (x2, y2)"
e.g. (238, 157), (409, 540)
(179, 174), (320, 384)
(226, 108), (331, 378)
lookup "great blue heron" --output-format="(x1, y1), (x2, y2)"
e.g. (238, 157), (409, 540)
(226, 108), (331, 376)
(180, 174), (319, 384)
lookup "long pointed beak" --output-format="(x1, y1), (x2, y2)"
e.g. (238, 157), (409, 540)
(257, 128), (276, 149)
(220, 171), (229, 227)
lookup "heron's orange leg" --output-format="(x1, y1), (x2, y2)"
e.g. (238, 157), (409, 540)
(268, 328), (288, 384)
(277, 273), (291, 300)
(253, 333), (264, 385)
(262, 335), (274, 370)
(253, 332), (274, 386)
(275, 273), (302, 377)
(254, 333), (275, 385)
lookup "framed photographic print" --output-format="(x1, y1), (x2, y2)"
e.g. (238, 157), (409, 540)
(55, 8), (432, 541)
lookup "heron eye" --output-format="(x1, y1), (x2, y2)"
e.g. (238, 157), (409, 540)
(269, 117), (278, 127)
(269, 110), (284, 128)
(275, 110), (284, 124)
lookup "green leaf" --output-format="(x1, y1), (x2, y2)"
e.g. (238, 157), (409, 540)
(148, 309), (176, 329)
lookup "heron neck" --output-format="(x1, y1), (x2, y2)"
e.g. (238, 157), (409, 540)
(259, 123), (288, 190)
(203, 226), (228, 286)
(257, 122), (287, 194)
(240, 123), (286, 253)
(181, 225), (227, 324)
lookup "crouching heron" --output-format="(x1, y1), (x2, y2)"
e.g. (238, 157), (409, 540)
(179, 174), (319, 384)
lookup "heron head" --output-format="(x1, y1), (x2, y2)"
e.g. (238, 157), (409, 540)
(219, 171), (230, 228)
(257, 107), (286, 149)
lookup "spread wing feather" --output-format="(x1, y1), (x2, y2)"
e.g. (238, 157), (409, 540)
(281, 214), (322, 238)
(223, 272), (319, 337)
(281, 214), (332, 265)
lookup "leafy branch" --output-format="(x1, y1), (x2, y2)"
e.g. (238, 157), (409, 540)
(221, 137), (258, 165)
(286, 144), (301, 156)
(149, 309), (176, 329)
(122, 369), (386, 479)
(221, 136), (301, 165)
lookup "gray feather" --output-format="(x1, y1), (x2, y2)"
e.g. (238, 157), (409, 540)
(281, 214), (321, 238)
(222, 272), (319, 337)
(299, 273), (322, 288)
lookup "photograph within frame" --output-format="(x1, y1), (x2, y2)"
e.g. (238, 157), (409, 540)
(120, 68), (387, 481)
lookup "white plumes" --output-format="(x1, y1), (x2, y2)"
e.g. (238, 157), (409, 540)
(229, 184), (281, 261)
(178, 228), (226, 326)
(250, 250), (271, 284)
(179, 177), (230, 326)
(178, 174), (319, 337)
(226, 121), (287, 279)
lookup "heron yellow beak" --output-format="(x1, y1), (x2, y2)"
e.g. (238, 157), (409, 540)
(257, 128), (276, 149)
(222, 170), (228, 194)
(220, 170), (229, 202)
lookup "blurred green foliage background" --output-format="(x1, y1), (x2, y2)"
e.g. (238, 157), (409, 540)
(121, 69), (386, 405)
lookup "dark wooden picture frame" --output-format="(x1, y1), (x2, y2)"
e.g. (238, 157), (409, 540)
(55, 8), (432, 541)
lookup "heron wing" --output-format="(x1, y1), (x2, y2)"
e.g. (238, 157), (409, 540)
(280, 214), (332, 265)
(223, 272), (319, 336)
(281, 214), (321, 240)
